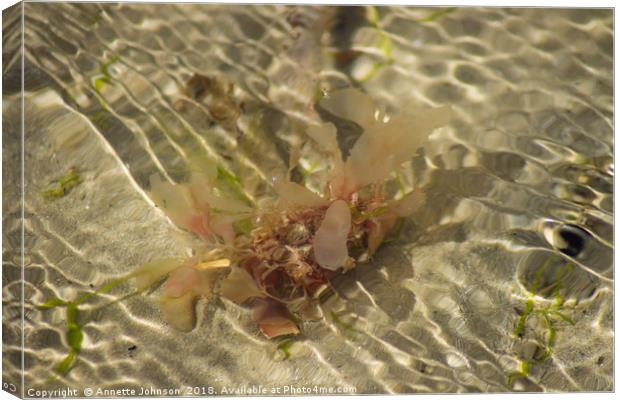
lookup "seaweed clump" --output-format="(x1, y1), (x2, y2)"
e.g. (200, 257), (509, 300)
(134, 88), (451, 338)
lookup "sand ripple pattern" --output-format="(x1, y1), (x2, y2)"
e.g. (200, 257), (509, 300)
(3, 4), (612, 394)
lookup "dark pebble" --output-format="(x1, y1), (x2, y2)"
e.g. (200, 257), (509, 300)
(556, 224), (590, 257)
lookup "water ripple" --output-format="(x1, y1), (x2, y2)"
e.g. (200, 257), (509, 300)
(3, 3), (612, 394)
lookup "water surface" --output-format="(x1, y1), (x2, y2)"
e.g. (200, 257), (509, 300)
(2, 3), (613, 395)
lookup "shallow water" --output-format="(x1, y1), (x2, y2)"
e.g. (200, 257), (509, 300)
(2, 3), (613, 395)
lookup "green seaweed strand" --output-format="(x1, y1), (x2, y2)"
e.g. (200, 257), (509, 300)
(509, 258), (576, 385)
(39, 275), (136, 379)
(45, 302), (83, 380)
(276, 337), (296, 360)
(357, 6), (456, 83)
(62, 304), (83, 371)
(330, 310), (362, 337)
(514, 298), (535, 338)
(41, 168), (82, 201)
(93, 55), (120, 92)
(358, 6), (395, 83)
(216, 165), (255, 206)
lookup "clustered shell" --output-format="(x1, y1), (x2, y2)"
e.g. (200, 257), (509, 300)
(132, 88), (451, 337)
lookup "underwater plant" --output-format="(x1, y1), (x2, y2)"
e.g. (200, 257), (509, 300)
(508, 257), (576, 385)
(41, 168), (83, 201)
(134, 87), (451, 338)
